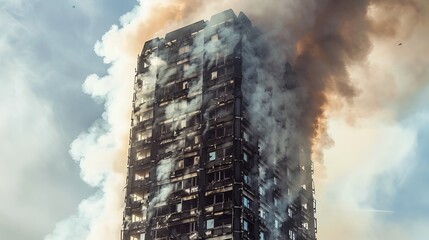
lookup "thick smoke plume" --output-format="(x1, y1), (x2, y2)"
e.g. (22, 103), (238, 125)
(45, 0), (429, 239)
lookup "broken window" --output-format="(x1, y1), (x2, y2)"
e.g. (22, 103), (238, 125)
(211, 34), (219, 42)
(275, 218), (280, 229)
(137, 110), (153, 123)
(130, 193), (143, 202)
(208, 102), (233, 119)
(225, 65), (234, 74)
(174, 181), (183, 191)
(303, 222), (309, 230)
(243, 131), (249, 142)
(274, 197), (279, 207)
(209, 151), (216, 161)
(171, 203), (182, 213)
(288, 207), (294, 217)
(135, 169), (149, 180)
(288, 230), (296, 240)
(214, 193), (224, 204)
(259, 208), (268, 220)
(136, 149), (150, 160)
(155, 205), (169, 217)
(258, 186), (265, 196)
(183, 63), (190, 71)
(302, 203), (308, 210)
(194, 135), (201, 144)
(131, 212), (143, 222)
(207, 169), (232, 183)
(160, 124), (169, 134)
(184, 156), (194, 167)
(259, 232), (266, 240)
(136, 129), (152, 142)
(183, 177), (197, 189)
(130, 235), (141, 240)
(179, 45), (190, 54)
(182, 199), (198, 211)
(211, 71), (218, 80)
(216, 52), (225, 66)
(155, 228), (168, 238)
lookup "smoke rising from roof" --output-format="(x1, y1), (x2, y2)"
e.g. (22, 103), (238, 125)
(45, 0), (429, 239)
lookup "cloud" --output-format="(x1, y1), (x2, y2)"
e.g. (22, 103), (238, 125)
(43, 0), (429, 240)
(0, 1), (136, 240)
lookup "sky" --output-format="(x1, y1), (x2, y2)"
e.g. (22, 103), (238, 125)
(1, 1), (428, 240)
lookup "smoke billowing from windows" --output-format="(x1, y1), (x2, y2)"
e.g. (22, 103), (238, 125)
(45, 0), (429, 240)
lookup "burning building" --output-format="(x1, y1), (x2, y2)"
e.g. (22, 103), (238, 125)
(122, 9), (316, 240)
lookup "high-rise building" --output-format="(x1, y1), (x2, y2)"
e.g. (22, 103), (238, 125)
(122, 9), (316, 240)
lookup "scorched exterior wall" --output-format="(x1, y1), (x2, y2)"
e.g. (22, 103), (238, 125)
(122, 9), (317, 240)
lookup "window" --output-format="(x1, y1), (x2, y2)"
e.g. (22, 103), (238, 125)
(243, 131), (249, 142)
(274, 197), (279, 207)
(131, 213), (142, 222)
(130, 193), (143, 202)
(243, 220), (249, 232)
(303, 222), (309, 230)
(195, 135), (201, 144)
(130, 235), (141, 240)
(183, 177), (198, 189)
(243, 196), (251, 208)
(214, 193), (223, 204)
(178, 119), (186, 129)
(206, 219), (214, 229)
(209, 151), (216, 161)
(243, 174), (250, 185)
(211, 71), (218, 80)
(177, 203), (183, 213)
(177, 160), (184, 169)
(243, 152), (249, 162)
(155, 228), (168, 238)
(135, 169), (149, 180)
(225, 65), (234, 74)
(259, 186), (265, 196)
(136, 129), (152, 142)
(174, 181), (182, 191)
(183, 63), (190, 71)
(189, 222), (197, 232)
(179, 45), (190, 54)
(275, 219), (280, 229)
(288, 208), (293, 218)
(288, 230), (296, 240)
(216, 52), (225, 65)
(259, 208), (267, 220)
(161, 124), (168, 134)
(136, 149), (150, 160)
(137, 110), (153, 123)
(211, 34), (219, 42)
(259, 232), (266, 240)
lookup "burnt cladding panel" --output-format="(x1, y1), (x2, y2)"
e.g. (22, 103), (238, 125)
(165, 20), (206, 42)
(209, 9), (238, 25)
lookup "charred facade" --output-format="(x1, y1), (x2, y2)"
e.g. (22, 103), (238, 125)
(122, 10), (316, 240)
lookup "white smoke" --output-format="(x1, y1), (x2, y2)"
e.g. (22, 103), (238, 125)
(45, 0), (429, 240)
